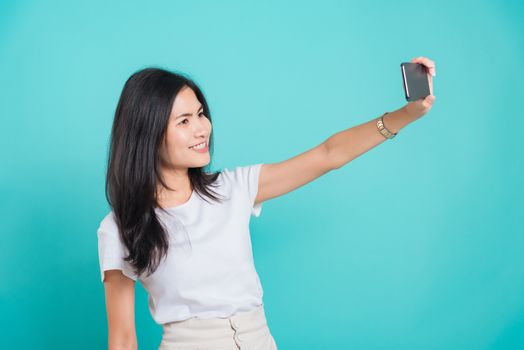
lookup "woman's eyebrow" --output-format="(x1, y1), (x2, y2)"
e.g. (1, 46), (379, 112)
(176, 104), (203, 119)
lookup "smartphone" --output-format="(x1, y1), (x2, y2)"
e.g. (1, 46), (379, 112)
(400, 62), (431, 101)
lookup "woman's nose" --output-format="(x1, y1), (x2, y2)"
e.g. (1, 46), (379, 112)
(194, 119), (208, 135)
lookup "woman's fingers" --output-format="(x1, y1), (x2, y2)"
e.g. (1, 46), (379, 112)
(405, 57), (437, 118)
(412, 56), (436, 96)
(411, 56), (436, 77)
(423, 94), (436, 108)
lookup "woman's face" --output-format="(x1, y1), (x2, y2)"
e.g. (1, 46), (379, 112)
(160, 86), (212, 171)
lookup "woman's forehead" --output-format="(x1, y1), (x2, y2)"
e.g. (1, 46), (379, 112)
(171, 87), (200, 114)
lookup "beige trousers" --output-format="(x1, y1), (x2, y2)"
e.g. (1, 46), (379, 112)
(158, 303), (278, 350)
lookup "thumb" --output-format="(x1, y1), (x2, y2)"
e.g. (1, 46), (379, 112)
(424, 94), (436, 106)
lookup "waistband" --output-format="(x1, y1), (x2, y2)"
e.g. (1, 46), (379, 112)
(160, 304), (270, 348)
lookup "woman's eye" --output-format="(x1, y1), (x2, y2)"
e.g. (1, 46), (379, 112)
(178, 113), (204, 125)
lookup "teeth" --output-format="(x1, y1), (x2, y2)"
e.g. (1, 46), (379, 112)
(189, 142), (206, 150)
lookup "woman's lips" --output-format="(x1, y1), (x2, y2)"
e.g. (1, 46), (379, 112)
(188, 142), (208, 153)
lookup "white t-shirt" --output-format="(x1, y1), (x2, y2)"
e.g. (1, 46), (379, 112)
(97, 163), (265, 324)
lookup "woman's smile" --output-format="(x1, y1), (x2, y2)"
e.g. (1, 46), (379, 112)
(188, 141), (209, 153)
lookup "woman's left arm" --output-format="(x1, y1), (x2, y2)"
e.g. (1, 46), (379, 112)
(326, 56), (436, 169)
(255, 56), (436, 206)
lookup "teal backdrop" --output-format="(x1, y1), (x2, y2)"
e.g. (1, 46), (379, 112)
(1, 0), (523, 349)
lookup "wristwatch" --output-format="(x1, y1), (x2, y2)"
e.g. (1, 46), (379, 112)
(376, 112), (397, 139)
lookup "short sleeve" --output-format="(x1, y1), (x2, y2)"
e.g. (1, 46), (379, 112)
(248, 164), (263, 217)
(220, 163), (264, 218)
(97, 212), (139, 282)
(242, 163), (264, 218)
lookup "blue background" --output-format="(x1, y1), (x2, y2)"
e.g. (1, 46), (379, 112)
(1, 0), (523, 349)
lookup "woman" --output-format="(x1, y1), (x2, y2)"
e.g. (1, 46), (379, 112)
(98, 57), (436, 350)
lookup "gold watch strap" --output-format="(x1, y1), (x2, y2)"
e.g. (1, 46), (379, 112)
(376, 112), (397, 139)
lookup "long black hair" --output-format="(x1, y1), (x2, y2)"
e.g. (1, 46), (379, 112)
(105, 67), (224, 279)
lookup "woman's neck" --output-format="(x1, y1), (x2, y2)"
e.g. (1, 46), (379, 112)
(156, 168), (192, 208)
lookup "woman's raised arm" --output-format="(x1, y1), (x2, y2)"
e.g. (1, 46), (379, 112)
(254, 56), (436, 206)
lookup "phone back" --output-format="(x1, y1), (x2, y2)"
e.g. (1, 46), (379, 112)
(401, 62), (430, 101)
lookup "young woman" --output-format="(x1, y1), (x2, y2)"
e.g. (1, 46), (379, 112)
(98, 57), (436, 350)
